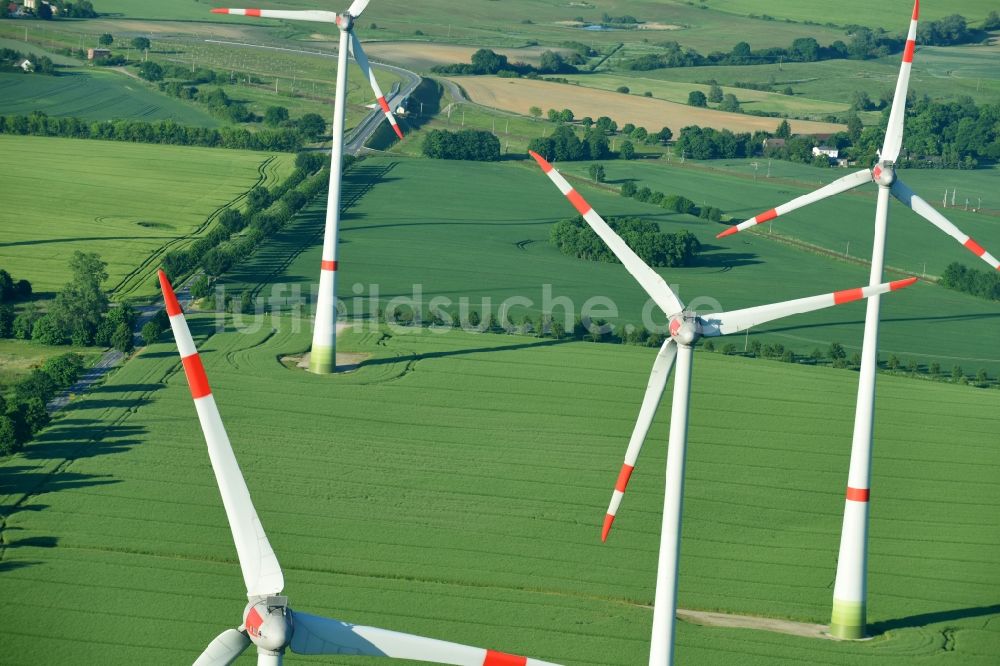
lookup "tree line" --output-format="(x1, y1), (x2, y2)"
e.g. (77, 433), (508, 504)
(0, 47), (56, 74)
(625, 15), (989, 72)
(161, 153), (336, 283)
(939, 262), (1000, 302)
(0, 111), (305, 152)
(551, 215), (700, 268)
(0, 353), (86, 457)
(431, 48), (578, 77)
(421, 129), (500, 161)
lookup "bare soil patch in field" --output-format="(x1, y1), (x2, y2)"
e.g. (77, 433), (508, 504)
(450, 76), (845, 134)
(677, 609), (848, 641)
(362, 42), (571, 71)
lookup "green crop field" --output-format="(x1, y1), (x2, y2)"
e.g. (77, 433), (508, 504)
(0, 69), (222, 125)
(0, 135), (294, 298)
(701, 0), (999, 30)
(219, 155), (1000, 375)
(0, 316), (996, 664)
(0, 339), (103, 393)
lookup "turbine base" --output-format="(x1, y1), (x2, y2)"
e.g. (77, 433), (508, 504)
(829, 599), (867, 640)
(308, 345), (337, 374)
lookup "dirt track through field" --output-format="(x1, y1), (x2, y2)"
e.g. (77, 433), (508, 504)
(677, 609), (844, 641)
(450, 76), (846, 135)
(363, 42), (572, 71)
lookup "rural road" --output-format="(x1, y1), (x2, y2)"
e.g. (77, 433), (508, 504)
(202, 39), (421, 154)
(46, 280), (195, 413)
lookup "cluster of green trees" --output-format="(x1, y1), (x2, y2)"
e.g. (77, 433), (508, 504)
(898, 97), (1000, 166)
(140, 308), (170, 347)
(626, 15), (987, 72)
(3, 252), (135, 352)
(551, 215), (700, 267)
(674, 125), (762, 160)
(528, 125), (610, 162)
(939, 262), (1000, 302)
(431, 48), (577, 77)
(421, 129), (500, 161)
(0, 270), (32, 304)
(688, 86), (743, 113)
(161, 154), (334, 281)
(0, 111), (304, 152)
(0, 48), (56, 74)
(0, 353), (85, 456)
(619, 178), (725, 222)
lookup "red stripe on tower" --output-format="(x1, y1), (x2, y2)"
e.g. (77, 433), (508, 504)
(483, 650), (527, 666)
(321, 260), (338, 271)
(157, 269), (182, 316)
(755, 209), (778, 224)
(964, 238), (987, 257)
(846, 487), (870, 502)
(566, 189), (592, 215)
(615, 464), (635, 493)
(902, 40), (915, 63)
(181, 354), (212, 399)
(833, 287), (864, 305)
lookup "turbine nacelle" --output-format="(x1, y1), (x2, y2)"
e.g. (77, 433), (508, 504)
(668, 314), (701, 347)
(871, 162), (897, 188)
(244, 597), (293, 653)
(336, 11), (354, 30)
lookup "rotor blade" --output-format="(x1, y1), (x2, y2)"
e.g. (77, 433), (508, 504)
(880, 0), (920, 162)
(716, 169), (872, 239)
(193, 629), (252, 666)
(529, 151), (684, 316)
(158, 270), (284, 598)
(289, 610), (561, 665)
(701, 277), (918, 337)
(350, 32), (403, 139)
(603, 339), (675, 542)
(210, 7), (338, 23)
(891, 179), (1000, 270)
(347, 0), (372, 18)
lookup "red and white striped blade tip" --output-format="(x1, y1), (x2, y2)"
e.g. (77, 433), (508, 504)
(529, 150), (554, 172)
(912, 0), (920, 20)
(601, 514), (614, 542)
(716, 225), (739, 239)
(391, 123), (403, 139)
(157, 269), (182, 316)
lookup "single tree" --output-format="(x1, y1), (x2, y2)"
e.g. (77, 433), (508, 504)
(619, 140), (635, 160)
(141, 320), (162, 346)
(687, 90), (707, 107)
(588, 163), (606, 183)
(775, 119), (792, 138)
(131, 37), (151, 51)
(264, 105), (290, 127)
(111, 322), (134, 354)
(707, 83), (723, 103)
(99, 34), (114, 47)
(529, 106), (542, 120)
(0, 415), (17, 456)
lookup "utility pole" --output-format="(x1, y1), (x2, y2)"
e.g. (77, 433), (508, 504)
(964, 198), (969, 211)
(942, 189), (948, 207)
(751, 161), (760, 183)
(846, 241), (850, 257)
(461, 108), (465, 126)
(767, 158), (772, 177)
(951, 188), (956, 207)
(505, 119), (509, 134)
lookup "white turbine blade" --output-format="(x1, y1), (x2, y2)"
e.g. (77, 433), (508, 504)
(881, 0), (920, 162)
(347, 0), (372, 17)
(603, 339), (675, 542)
(529, 151), (685, 316)
(702, 277), (918, 337)
(210, 7), (338, 23)
(289, 611), (561, 665)
(193, 629), (252, 666)
(891, 179), (1000, 270)
(716, 169), (872, 239)
(350, 32), (403, 139)
(158, 270), (284, 598)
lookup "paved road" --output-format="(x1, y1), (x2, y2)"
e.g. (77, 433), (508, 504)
(202, 39), (421, 154)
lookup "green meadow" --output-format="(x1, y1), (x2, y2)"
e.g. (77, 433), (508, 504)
(0, 69), (221, 125)
(0, 317), (996, 664)
(0, 135), (294, 298)
(220, 155), (1000, 375)
(702, 0), (1000, 29)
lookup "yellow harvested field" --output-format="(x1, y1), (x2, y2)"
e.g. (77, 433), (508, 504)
(363, 42), (571, 71)
(450, 76), (846, 135)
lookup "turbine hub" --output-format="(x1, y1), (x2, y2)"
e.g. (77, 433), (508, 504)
(668, 314), (701, 347)
(872, 162), (896, 187)
(243, 597), (293, 653)
(338, 12), (353, 30)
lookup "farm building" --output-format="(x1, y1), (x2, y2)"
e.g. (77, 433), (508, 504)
(87, 48), (111, 60)
(812, 145), (840, 159)
(14, 58), (32, 72)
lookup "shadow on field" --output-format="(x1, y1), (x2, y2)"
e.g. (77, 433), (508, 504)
(88, 383), (163, 394)
(361, 337), (570, 368)
(0, 236), (173, 248)
(696, 243), (762, 270)
(869, 603), (1000, 635)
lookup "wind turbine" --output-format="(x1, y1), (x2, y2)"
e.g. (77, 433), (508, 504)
(211, 2), (404, 374)
(713, 0), (999, 639)
(527, 152), (917, 665)
(157, 270), (560, 666)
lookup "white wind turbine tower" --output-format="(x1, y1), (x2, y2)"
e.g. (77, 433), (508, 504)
(714, 0), (999, 639)
(211, 2), (404, 374)
(157, 269), (561, 666)
(528, 152), (917, 665)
